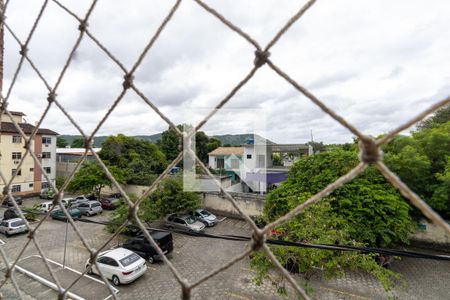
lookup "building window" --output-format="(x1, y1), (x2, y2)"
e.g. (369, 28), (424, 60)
(231, 159), (239, 169)
(42, 137), (52, 144)
(42, 182), (49, 189)
(246, 154), (252, 159)
(11, 169), (22, 176)
(29, 183), (34, 188)
(12, 185), (21, 193)
(12, 152), (22, 160)
(30, 168), (34, 172)
(42, 152), (51, 159)
(217, 158), (225, 169)
(44, 167), (51, 174)
(12, 136), (22, 143)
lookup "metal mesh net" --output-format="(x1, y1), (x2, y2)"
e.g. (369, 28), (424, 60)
(0, 0), (449, 299)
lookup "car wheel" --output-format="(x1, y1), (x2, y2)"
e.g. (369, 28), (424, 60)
(167, 225), (173, 230)
(112, 275), (120, 286)
(86, 212), (90, 217)
(86, 265), (93, 275)
(202, 221), (208, 227)
(148, 256), (154, 264)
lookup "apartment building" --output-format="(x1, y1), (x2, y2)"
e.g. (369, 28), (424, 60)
(0, 111), (58, 196)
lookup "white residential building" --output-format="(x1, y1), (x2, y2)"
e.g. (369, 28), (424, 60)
(0, 111), (58, 195)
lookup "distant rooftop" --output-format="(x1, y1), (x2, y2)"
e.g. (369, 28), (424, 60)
(208, 147), (244, 156)
(0, 122), (58, 135)
(56, 148), (101, 155)
(9, 111), (26, 116)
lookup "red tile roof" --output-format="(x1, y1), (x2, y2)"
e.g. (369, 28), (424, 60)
(1, 122), (58, 135)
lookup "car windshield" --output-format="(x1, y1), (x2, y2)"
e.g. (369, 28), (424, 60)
(199, 210), (210, 216)
(11, 220), (25, 227)
(185, 216), (196, 224)
(119, 253), (141, 267)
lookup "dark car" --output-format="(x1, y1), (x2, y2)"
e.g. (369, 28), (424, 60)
(51, 208), (82, 221)
(100, 198), (121, 210)
(108, 193), (123, 199)
(2, 196), (23, 207)
(4, 208), (29, 220)
(122, 230), (173, 264)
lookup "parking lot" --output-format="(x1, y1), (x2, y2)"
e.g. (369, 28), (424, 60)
(0, 198), (449, 299)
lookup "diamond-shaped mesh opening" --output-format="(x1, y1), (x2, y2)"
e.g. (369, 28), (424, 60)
(0, 0), (449, 299)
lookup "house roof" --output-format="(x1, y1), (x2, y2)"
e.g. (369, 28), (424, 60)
(9, 111), (26, 116)
(208, 147), (244, 156)
(1, 122), (58, 136)
(56, 148), (101, 155)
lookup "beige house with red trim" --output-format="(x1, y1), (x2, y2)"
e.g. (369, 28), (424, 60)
(0, 111), (58, 196)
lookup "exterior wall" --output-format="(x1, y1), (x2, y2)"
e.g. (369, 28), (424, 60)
(411, 219), (450, 248)
(201, 191), (265, 218)
(101, 184), (150, 198)
(208, 155), (216, 169)
(0, 133), (36, 195)
(56, 162), (78, 178)
(40, 135), (56, 189)
(1, 113), (23, 124)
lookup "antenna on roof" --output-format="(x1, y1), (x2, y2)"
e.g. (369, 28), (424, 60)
(310, 129), (314, 143)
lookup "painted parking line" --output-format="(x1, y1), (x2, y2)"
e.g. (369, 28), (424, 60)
(16, 255), (118, 300)
(0, 238), (5, 245)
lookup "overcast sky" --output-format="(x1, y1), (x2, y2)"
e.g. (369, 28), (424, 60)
(3, 0), (450, 144)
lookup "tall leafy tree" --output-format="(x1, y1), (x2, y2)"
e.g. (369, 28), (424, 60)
(100, 134), (167, 185)
(108, 176), (200, 232)
(67, 161), (125, 198)
(195, 131), (210, 163)
(417, 104), (450, 130)
(206, 137), (221, 154)
(383, 121), (450, 216)
(251, 149), (411, 296)
(56, 137), (68, 148)
(71, 138), (85, 148)
(158, 125), (184, 162)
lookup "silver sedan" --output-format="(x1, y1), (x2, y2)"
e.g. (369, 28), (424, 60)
(165, 214), (205, 232)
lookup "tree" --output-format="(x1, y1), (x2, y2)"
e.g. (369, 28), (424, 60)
(57, 137), (68, 148)
(195, 131), (210, 163)
(417, 104), (450, 130)
(67, 161), (125, 198)
(158, 125), (184, 162)
(100, 134), (167, 185)
(265, 149), (413, 246)
(252, 148), (413, 296)
(383, 122), (450, 216)
(71, 138), (85, 148)
(251, 199), (400, 295)
(206, 137), (221, 154)
(430, 157), (450, 212)
(108, 176), (200, 232)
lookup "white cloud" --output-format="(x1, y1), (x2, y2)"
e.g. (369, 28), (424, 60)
(3, 0), (450, 144)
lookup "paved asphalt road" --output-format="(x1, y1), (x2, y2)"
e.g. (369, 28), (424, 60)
(0, 197), (449, 299)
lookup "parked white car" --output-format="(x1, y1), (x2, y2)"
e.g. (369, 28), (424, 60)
(85, 248), (147, 286)
(189, 209), (218, 227)
(39, 201), (55, 213)
(0, 218), (28, 237)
